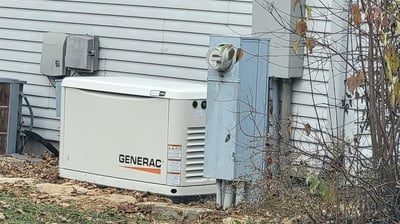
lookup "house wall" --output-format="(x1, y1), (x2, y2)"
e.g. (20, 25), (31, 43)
(252, 0), (335, 154)
(291, 0), (334, 153)
(253, 0), (369, 169)
(0, 0), (253, 142)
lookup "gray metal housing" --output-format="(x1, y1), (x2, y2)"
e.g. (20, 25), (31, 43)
(40, 32), (68, 77)
(0, 78), (26, 154)
(204, 36), (270, 181)
(65, 35), (99, 73)
(252, 0), (304, 78)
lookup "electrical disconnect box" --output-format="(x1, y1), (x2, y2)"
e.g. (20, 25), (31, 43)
(65, 35), (99, 73)
(40, 33), (68, 77)
(204, 36), (270, 181)
(204, 36), (270, 208)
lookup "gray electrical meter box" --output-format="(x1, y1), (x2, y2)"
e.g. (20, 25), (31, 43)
(65, 35), (99, 73)
(40, 32), (68, 77)
(204, 36), (270, 181)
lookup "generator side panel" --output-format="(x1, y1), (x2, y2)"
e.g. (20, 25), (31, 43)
(59, 87), (169, 185)
(166, 99), (215, 188)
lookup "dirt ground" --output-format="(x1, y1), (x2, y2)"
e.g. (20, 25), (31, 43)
(0, 153), (289, 224)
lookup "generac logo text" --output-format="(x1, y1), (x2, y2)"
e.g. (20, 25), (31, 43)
(119, 154), (162, 174)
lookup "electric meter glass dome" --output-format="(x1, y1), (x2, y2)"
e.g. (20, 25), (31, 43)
(205, 47), (222, 70)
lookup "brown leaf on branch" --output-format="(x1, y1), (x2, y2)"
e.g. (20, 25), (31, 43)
(293, 38), (300, 54)
(347, 71), (365, 93)
(351, 4), (362, 27)
(385, 44), (396, 58)
(306, 37), (316, 54)
(356, 71), (365, 83)
(381, 14), (389, 30)
(306, 5), (312, 20)
(236, 48), (244, 62)
(292, 0), (301, 11)
(385, 44), (400, 74)
(347, 76), (357, 93)
(390, 82), (400, 107)
(370, 7), (381, 29)
(295, 19), (307, 36)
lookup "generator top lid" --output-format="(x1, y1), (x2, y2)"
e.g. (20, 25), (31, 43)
(61, 76), (206, 99)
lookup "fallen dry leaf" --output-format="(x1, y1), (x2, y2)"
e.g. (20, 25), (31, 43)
(85, 191), (98, 196)
(70, 187), (78, 196)
(37, 194), (49, 200)
(117, 202), (139, 213)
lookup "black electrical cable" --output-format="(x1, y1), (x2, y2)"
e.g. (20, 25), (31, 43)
(22, 130), (59, 157)
(17, 95), (35, 153)
(23, 96), (34, 131)
(19, 94), (59, 157)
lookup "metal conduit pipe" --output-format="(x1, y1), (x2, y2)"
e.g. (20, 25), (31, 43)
(222, 181), (234, 210)
(216, 179), (223, 206)
(271, 78), (281, 175)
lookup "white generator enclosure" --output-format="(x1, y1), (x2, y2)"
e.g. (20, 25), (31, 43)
(59, 76), (215, 196)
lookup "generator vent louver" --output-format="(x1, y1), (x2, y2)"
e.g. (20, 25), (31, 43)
(185, 127), (206, 182)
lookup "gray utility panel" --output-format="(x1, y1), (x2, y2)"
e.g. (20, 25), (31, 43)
(0, 78), (26, 154)
(40, 33), (68, 77)
(65, 35), (99, 73)
(40, 33), (99, 76)
(204, 36), (270, 181)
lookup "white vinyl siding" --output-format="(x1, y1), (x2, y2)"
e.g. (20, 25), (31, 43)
(291, 1), (333, 152)
(252, 0), (333, 151)
(291, 0), (364, 160)
(0, 0), (253, 141)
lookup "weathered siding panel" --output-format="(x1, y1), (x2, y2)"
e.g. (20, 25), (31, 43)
(252, 0), (333, 152)
(0, 0), (253, 141)
(290, 0), (366, 162)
